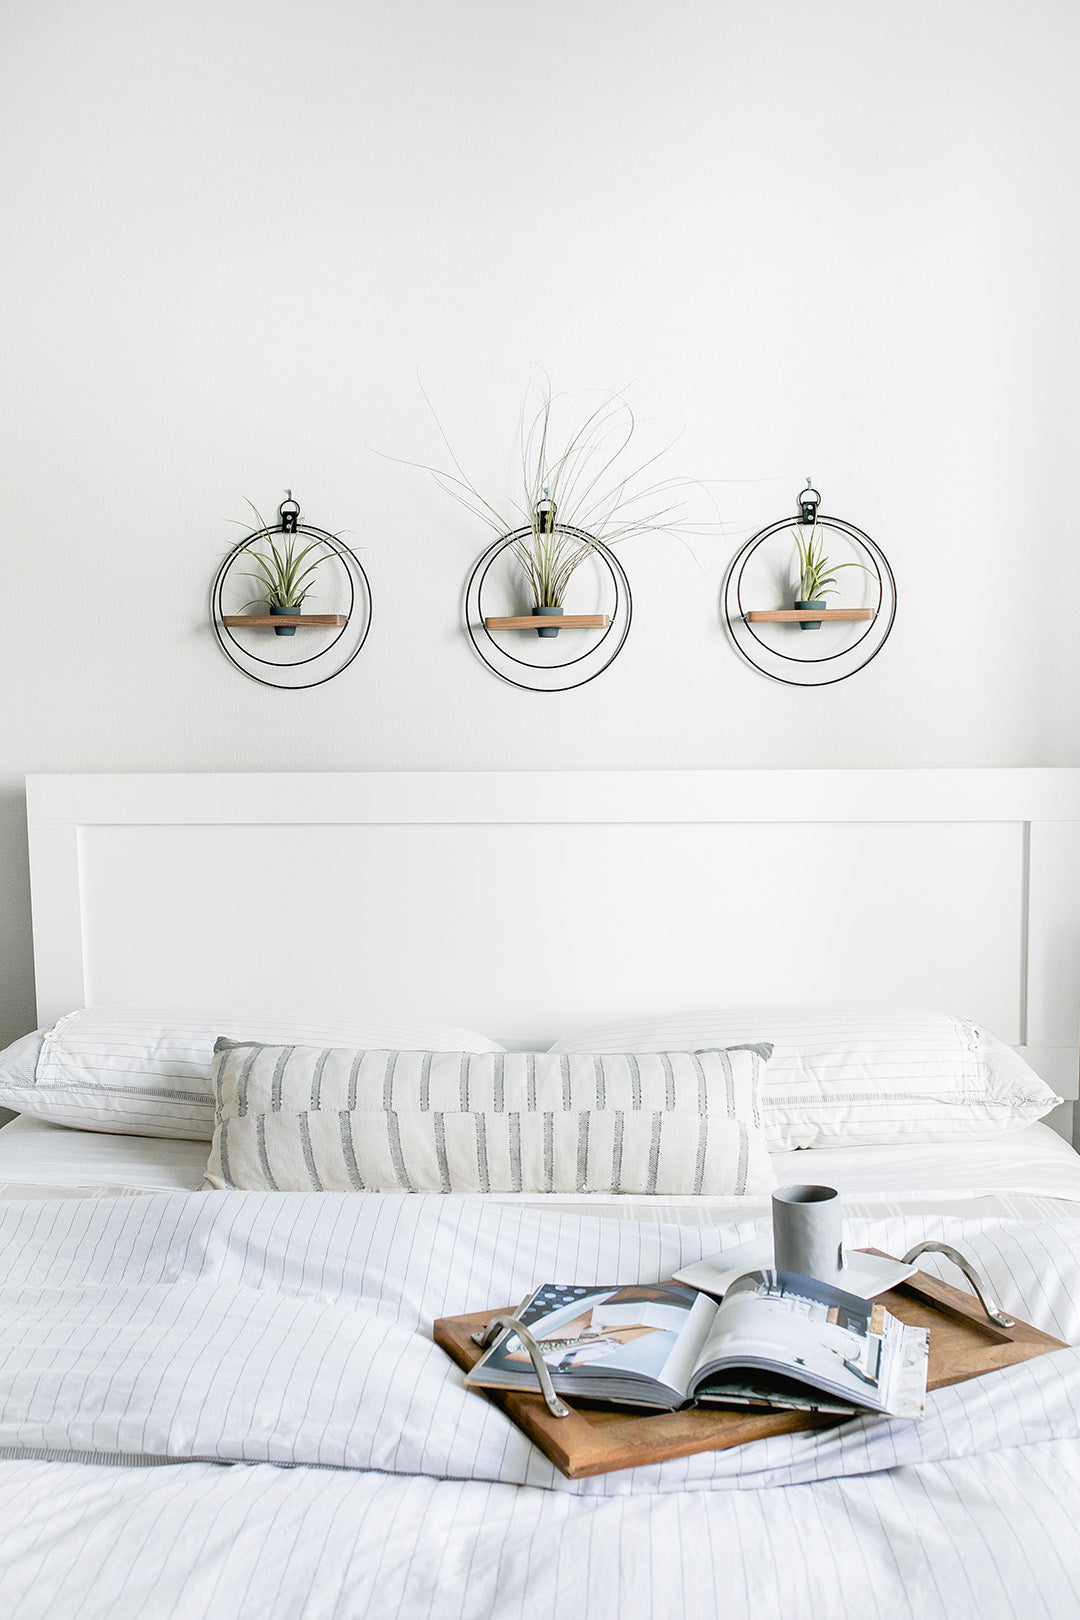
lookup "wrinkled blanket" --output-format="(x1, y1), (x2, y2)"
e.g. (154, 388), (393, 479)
(2, 1190), (1078, 1497)
(2, 1191), (1080, 1619)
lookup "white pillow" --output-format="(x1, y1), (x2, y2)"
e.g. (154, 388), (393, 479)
(0, 1008), (505, 1140)
(203, 1044), (776, 1195)
(548, 1010), (1062, 1149)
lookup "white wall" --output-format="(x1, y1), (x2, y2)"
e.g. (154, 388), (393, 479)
(1, 0), (1077, 1045)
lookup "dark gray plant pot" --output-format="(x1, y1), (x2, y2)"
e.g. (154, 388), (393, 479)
(795, 599), (826, 631)
(270, 604), (300, 637)
(533, 606), (564, 638)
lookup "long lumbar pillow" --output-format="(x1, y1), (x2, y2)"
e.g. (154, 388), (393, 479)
(203, 1043), (775, 1196)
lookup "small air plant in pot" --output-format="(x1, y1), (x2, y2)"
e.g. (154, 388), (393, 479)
(793, 525), (871, 630)
(241, 509), (328, 636)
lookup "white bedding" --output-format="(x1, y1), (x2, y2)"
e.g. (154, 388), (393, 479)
(1, 1189), (1079, 1474)
(2, 1112), (1080, 1204)
(0, 1187), (1079, 1619)
(777, 1123), (1080, 1202)
(2, 1120), (1080, 1619)
(4, 1441), (1080, 1620)
(0, 1114), (211, 1198)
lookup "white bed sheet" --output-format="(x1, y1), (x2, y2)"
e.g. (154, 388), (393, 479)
(0, 1114), (210, 1198)
(772, 1124), (1080, 1201)
(1, 1113), (1078, 1205)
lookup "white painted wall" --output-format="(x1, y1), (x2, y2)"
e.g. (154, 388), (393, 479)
(1, 0), (1077, 1046)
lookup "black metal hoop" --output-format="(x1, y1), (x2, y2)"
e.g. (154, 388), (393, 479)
(464, 526), (632, 692)
(216, 529), (356, 671)
(722, 494), (896, 687)
(735, 518), (884, 666)
(211, 499), (372, 690)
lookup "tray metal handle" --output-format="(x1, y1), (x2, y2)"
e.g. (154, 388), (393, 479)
(900, 1241), (1016, 1328)
(471, 1313), (571, 1418)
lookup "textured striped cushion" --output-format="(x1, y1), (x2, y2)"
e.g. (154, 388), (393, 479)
(0, 1008), (505, 1140)
(548, 1010), (1061, 1149)
(204, 1044), (775, 1195)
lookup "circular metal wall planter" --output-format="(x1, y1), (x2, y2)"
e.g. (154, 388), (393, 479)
(211, 496), (371, 690)
(722, 484), (896, 686)
(464, 524), (632, 692)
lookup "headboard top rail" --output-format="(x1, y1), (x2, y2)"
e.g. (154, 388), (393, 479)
(25, 767), (1080, 827)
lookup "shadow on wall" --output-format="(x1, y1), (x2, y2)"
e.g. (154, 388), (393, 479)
(0, 785), (37, 1054)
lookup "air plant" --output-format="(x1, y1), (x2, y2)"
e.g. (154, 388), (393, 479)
(793, 525), (871, 604)
(414, 377), (703, 613)
(237, 504), (328, 612)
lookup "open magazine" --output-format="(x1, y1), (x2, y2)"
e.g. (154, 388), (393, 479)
(466, 1272), (929, 1418)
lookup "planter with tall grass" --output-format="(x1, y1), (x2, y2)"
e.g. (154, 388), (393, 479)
(410, 376), (702, 634)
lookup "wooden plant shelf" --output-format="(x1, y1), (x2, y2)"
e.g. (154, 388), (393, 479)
(746, 608), (876, 624)
(222, 614), (348, 628)
(484, 614), (611, 631)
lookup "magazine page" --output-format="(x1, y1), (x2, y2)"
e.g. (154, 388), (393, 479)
(688, 1269), (927, 1418)
(469, 1282), (714, 1397)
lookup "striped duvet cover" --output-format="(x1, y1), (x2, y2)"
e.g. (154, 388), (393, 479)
(0, 1188), (1078, 1619)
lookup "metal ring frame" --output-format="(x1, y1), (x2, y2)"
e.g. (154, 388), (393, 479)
(722, 505), (896, 687)
(464, 525), (632, 693)
(211, 505), (372, 691)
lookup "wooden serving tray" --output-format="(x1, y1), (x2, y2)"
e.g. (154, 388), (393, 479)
(433, 1255), (1066, 1480)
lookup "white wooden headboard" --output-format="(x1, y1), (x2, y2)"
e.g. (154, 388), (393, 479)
(25, 768), (1080, 1140)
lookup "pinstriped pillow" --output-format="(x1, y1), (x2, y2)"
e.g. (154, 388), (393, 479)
(0, 1008), (505, 1140)
(549, 1011), (1061, 1148)
(203, 1044), (775, 1196)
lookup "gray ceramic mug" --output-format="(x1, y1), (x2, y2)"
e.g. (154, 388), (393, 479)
(771, 1184), (844, 1285)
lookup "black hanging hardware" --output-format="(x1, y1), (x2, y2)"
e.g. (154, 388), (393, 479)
(798, 478), (821, 525)
(279, 491), (300, 534)
(536, 488), (556, 534)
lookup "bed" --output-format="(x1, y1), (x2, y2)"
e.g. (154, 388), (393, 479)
(2, 767), (1080, 1620)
